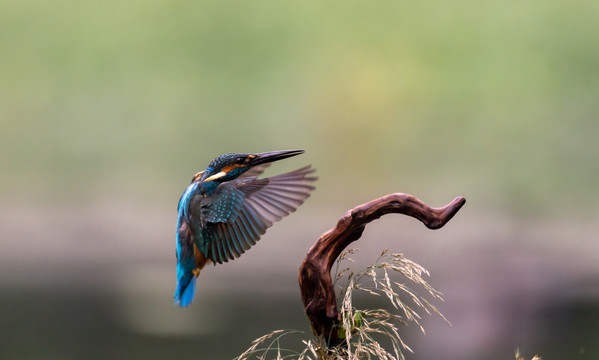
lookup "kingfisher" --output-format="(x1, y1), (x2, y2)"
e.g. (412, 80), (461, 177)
(174, 149), (317, 307)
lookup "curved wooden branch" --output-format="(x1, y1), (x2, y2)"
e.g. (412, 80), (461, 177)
(298, 193), (466, 345)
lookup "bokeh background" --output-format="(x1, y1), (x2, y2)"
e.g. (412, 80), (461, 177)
(1, 0), (598, 359)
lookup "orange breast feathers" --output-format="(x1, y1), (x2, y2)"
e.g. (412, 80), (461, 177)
(192, 245), (209, 277)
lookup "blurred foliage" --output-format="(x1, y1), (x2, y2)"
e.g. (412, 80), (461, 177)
(1, 0), (598, 213)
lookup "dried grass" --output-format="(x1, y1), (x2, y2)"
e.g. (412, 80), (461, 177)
(237, 248), (447, 360)
(515, 348), (542, 360)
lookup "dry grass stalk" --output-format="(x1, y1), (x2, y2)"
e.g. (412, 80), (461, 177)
(238, 249), (447, 360)
(515, 348), (542, 360)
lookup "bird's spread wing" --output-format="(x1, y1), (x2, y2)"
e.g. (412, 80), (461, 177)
(201, 166), (317, 264)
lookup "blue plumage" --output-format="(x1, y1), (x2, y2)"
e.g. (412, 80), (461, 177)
(174, 203), (199, 307)
(174, 150), (317, 307)
(174, 271), (196, 307)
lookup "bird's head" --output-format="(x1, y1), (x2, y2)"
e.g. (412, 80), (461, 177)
(199, 149), (305, 183)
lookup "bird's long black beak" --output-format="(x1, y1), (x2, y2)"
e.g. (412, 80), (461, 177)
(249, 149), (305, 166)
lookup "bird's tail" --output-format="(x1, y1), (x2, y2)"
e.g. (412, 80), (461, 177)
(175, 217), (203, 307)
(174, 274), (196, 307)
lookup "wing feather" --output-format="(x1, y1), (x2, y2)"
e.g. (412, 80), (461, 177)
(223, 224), (243, 258)
(219, 223), (240, 259)
(209, 233), (220, 264)
(230, 221), (251, 251)
(200, 165), (317, 264)
(238, 211), (261, 244)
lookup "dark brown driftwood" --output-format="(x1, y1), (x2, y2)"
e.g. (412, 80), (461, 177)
(298, 193), (466, 345)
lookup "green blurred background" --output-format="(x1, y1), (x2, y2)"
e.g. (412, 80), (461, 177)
(1, 0), (598, 359)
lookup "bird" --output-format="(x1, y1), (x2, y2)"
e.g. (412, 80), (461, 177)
(174, 149), (317, 307)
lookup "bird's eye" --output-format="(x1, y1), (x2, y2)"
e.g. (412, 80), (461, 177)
(236, 157), (245, 164)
